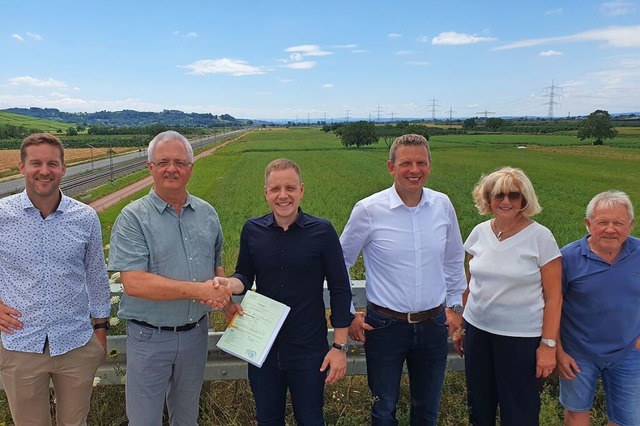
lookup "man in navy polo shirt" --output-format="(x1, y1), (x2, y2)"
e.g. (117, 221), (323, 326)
(558, 190), (640, 426)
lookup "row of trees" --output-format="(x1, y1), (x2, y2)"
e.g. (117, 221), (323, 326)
(327, 110), (621, 148)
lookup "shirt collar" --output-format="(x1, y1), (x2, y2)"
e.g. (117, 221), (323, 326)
(20, 190), (68, 214)
(149, 188), (195, 213)
(388, 185), (430, 209)
(265, 207), (305, 228)
(579, 234), (635, 262)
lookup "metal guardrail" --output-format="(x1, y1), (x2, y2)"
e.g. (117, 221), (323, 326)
(91, 281), (464, 386)
(0, 281), (463, 389)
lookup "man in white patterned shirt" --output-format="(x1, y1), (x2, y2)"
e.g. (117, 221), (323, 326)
(0, 133), (111, 425)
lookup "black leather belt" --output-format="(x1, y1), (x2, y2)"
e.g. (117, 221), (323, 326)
(369, 302), (444, 323)
(130, 315), (206, 332)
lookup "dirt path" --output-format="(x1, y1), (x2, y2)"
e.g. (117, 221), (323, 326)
(90, 137), (239, 213)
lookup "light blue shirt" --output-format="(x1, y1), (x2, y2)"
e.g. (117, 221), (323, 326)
(340, 185), (466, 312)
(0, 191), (110, 356)
(108, 189), (224, 327)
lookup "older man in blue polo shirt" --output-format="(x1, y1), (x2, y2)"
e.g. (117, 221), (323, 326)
(108, 131), (231, 426)
(558, 190), (640, 426)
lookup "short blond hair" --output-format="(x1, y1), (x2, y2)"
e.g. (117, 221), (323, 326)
(264, 158), (301, 184)
(472, 166), (542, 217)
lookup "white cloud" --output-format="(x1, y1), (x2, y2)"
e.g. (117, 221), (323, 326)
(27, 32), (43, 41)
(282, 61), (316, 70)
(601, 1), (635, 17)
(289, 52), (304, 62)
(9, 76), (67, 88)
(395, 50), (414, 56)
(352, 49), (368, 54)
(417, 36), (430, 43)
(432, 32), (497, 45)
(186, 32), (198, 38)
(545, 8), (563, 15)
(284, 45), (332, 57)
(181, 58), (266, 76)
(388, 33), (402, 39)
(333, 44), (357, 49)
(322, 83), (334, 88)
(11, 34), (24, 42)
(493, 25), (640, 50)
(540, 50), (563, 56)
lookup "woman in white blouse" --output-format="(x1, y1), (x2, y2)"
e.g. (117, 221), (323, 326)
(454, 166), (562, 426)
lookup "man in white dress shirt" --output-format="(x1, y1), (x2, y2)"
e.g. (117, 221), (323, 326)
(340, 133), (466, 426)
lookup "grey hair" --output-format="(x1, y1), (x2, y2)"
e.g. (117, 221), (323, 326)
(389, 134), (431, 164)
(147, 130), (193, 163)
(586, 190), (634, 221)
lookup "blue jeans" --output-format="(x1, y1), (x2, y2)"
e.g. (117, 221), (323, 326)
(125, 315), (209, 426)
(248, 349), (327, 426)
(363, 305), (448, 426)
(560, 346), (640, 426)
(463, 322), (542, 426)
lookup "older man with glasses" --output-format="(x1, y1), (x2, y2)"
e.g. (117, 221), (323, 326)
(108, 130), (231, 425)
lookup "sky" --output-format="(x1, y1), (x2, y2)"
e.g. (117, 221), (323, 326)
(1, 0), (639, 121)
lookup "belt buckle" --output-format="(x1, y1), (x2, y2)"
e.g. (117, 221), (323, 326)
(407, 311), (421, 324)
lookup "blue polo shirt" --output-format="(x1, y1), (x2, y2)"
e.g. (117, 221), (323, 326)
(232, 209), (354, 361)
(560, 235), (640, 363)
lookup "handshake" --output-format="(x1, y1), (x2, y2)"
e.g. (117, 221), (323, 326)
(200, 277), (244, 321)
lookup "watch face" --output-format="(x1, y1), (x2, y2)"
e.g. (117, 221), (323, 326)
(332, 343), (348, 353)
(450, 305), (463, 314)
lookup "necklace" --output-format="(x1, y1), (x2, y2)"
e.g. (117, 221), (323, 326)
(493, 217), (528, 241)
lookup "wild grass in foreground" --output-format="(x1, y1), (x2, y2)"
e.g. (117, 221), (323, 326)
(1, 372), (609, 425)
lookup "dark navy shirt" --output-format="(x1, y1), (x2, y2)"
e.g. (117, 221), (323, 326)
(232, 209), (354, 361)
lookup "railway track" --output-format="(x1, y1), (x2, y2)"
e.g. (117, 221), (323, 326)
(1, 129), (247, 198)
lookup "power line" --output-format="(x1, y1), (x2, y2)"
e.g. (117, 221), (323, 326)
(475, 110), (496, 119)
(427, 96), (440, 121)
(542, 80), (563, 118)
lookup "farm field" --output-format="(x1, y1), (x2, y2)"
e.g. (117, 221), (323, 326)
(2, 127), (637, 425)
(0, 147), (137, 174)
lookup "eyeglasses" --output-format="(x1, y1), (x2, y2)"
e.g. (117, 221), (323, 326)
(493, 192), (522, 201)
(150, 160), (192, 170)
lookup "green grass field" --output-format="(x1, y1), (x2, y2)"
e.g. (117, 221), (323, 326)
(99, 127), (640, 271)
(4, 127), (636, 425)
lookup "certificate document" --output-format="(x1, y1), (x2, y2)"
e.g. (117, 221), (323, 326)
(216, 290), (290, 367)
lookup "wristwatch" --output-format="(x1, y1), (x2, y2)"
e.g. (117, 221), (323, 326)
(93, 322), (110, 331)
(332, 342), (349, 353)
(448, 304), (463, 314)
(540, 338), (557, 348)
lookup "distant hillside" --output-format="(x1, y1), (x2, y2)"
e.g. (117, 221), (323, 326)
(2, 107), (249, 128)
(0, 111), (74, 133)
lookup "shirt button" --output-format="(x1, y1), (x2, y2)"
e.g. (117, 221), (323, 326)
(189, 257), (193, 261)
